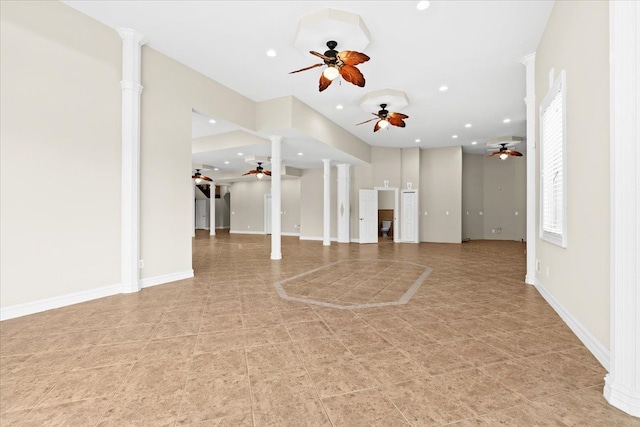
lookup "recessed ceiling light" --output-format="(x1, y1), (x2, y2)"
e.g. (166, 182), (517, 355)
(297, 152), (303, 156)
(415, 139), (421, 143)
(336, 104), (343, 110)
(416, 1), (430, 11)
(224, 161), (230, 164)
(208, 119), (216, 124)
(266, 49), (277, 57)
(503, 118), (511, 123)
(213, 167), (219, 171)
(471, 141), (478, 145)
(465, 123), (472, 128)
(439, 85), (448, 92)
(452, 135), (458, 139)
(237, 152), (243, 156)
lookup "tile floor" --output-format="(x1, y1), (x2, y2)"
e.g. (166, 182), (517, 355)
(1, 230), (638, 426)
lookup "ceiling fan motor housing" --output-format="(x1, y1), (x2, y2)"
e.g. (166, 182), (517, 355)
(324, 40), (339, 60)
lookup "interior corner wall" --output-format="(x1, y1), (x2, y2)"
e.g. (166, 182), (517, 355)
(462, 153), (485, 240)
(300, 168), (337, 240)
(216, 186), (231, 228)
(420, 146), (462, 243)
(0, 1), (121, 308)
(535, 0), (610, 348)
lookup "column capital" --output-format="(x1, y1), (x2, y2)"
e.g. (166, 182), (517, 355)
(269, 135), (283, 144)
(519, 52), (536, 66)
(117, 28), (148, 46)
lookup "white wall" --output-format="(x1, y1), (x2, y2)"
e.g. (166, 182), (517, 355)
(1, 1), (121, 307)
(462, 153), (485, 240)
(420, 147), (462, 243)
(535, 0), (610, 348)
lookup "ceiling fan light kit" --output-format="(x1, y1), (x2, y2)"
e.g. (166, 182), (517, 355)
(485, 137), (524, 160)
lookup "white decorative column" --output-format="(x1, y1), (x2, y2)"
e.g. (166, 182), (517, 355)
(270, 136), (283, 260)
(118, 28), (147, 294)
(604, 0), (640, 417)
(323, 159), (331, 246)
(337, 164), (351, 243)
(209, 183), (216, 236)
(521, 52), (536, 286)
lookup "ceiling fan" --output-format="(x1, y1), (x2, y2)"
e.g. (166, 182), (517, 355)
(192, 169), (213, 184)
(486, 143), (523, 160)
(289, 40), (370, 92)
(243, 162), (271, 179)
(355, 104), (409, 132)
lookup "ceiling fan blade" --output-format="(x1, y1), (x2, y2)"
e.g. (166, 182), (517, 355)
(374, 120), (382, 132)
(310, 51), (330, 61)
(319, 73), (332, 92)
(507, 150), (523, 156)
(289, 63), (323, 74)
(388, 113), (408, 128)
(337, 50), (370, 66)
(242, 170), (258, 176)
(264, 170), (272, 176)
(338, 64), (365, 87)
(201, 176), (213, 181)
(485, 152), (500, 158)
(355, 117), (378, 126)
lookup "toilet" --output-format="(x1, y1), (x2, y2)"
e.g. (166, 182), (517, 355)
(381, 220), (392, 237)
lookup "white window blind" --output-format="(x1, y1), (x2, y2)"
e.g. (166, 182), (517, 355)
(540, 71), (567, 247)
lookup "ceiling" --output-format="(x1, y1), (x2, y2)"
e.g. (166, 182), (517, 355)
(64, 0), (553, 182)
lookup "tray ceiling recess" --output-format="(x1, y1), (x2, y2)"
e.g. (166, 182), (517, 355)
(293, 9), (371, 56)
(485, 136), (524, 150)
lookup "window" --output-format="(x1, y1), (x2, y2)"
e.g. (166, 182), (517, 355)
(539, 70), (567, 247)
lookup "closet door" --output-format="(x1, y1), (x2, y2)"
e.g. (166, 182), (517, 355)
(401, 190), (418, 243)
(359, 189), (378, 244)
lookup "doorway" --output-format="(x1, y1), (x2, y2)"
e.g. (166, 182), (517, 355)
(359, 187), (399, 244)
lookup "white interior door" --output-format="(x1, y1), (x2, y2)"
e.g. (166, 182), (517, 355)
(359, 189), (378, 244)
(402, 190), (418, 243)
(195, 199), (208, 229)
(264, 194), (272, 235)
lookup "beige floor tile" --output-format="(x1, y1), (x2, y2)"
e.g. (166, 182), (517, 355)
(246, 342), (302, 373)
(188, 349), (247, 378)
(140, 335), (197, 361)
(294, 337), (354, 366)
(74, 341), (146, 369)
(0, 373), (61, 414)
(250, 365), (317, 411)
(286, 320), (334, 341)
(279, 308), (321, 324)
(322, 389), (409, 426)
(306, 358), (374, 398)
(151, 321), (201, 339)
(404, 344), (473, 376)
(244, 325), (291, 347)
(194, 330), (244, 354)
(40, 364), (133, 405)
(242, 311), (283, 329)
(6, 348), (87, 378)
(442, 338), (512, 367)
(324, 317), (375, 336)
(21, 397), (111, 427)
(99, 324), (156, 345)
(176, 374), (251, 425)
(382, 378), (476, 426)
(199, 314), (243, 333)
(0, 409), (31, 427)
(182, 412), (253, 426)
(338, 331), (396, 356)
(356, 350), (424, 385)
(253, 399), (331, 426)
(376, 325), (436, 349)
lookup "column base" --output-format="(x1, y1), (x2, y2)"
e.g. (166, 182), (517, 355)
(604, 375), (640, 417)
(270, 253), (282, 260)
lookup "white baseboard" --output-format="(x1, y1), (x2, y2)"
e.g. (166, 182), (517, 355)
(0, 283), (121, 321)
(534, 278), (610, 370)
(604, 375), (640, 417)
(229, 230), (265, 235)
(281, 232), (301, 237)
(140, 270), (194, 289)
(299, 236), (338, 242)
(215, 226), (230, 230)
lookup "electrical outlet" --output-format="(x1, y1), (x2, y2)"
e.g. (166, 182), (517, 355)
(536, 259), (541, 272)
(546, 267), (550, 277)
(138, 260), (144, 269)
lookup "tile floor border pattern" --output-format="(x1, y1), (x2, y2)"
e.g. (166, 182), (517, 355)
(272, 259), (433, 310)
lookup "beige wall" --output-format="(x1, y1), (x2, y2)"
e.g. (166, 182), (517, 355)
(535, 0), (610, 347)
(420, 147), (462, 243)
(229, 179), (300, 235)
(401, 147), (421, 190)
(300, 168), (337, 239)
(462, 154), (485, 240)
(0, 1), (122, 306)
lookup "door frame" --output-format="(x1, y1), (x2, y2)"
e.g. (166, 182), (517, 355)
(374, 186), (399, 243)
